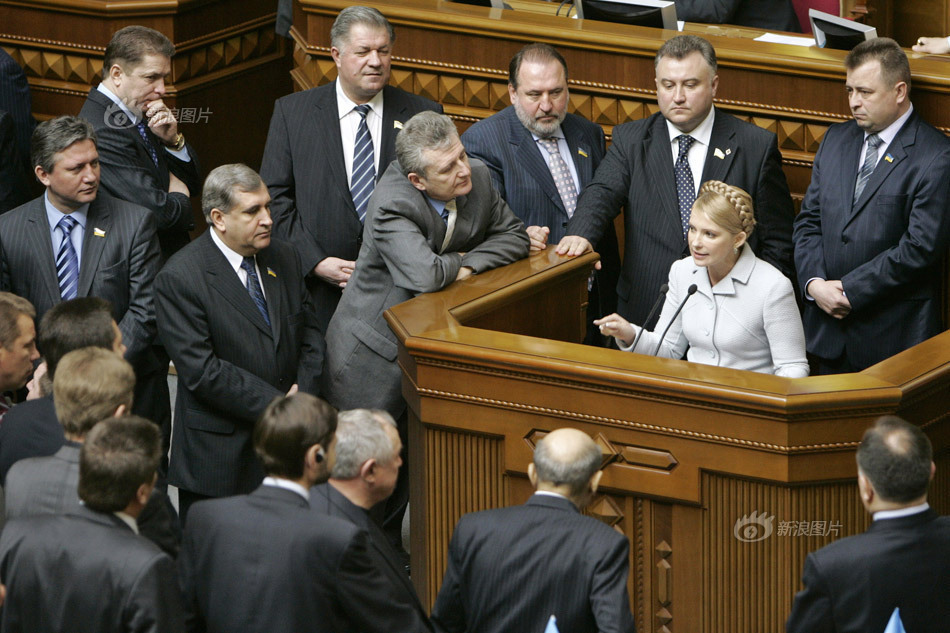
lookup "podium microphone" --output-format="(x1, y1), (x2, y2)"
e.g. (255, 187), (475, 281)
(630, 284), (669, 353)
(651, 284), (698, 357)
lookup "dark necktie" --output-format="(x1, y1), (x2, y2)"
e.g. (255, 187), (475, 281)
(135, 121), (160, 167)
(350, 104), (376, 223)
(854, 133), (882, 205)
(55, 215), (80, 300)
(674, 135), (696, 239)
(240, 256), (271, 327)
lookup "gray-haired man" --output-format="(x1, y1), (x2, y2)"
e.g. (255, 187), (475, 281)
(155, 163), (324, 523)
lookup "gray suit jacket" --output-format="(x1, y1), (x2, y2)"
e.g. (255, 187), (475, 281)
(0, 504), (184, 633)
(323, 159), (529, 418)
(0, 192), (161, 365)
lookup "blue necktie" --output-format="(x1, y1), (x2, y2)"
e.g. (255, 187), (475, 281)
(350, 104), (376, 223)
(854, 132), (882, 205)
(241, 256), (271, 328)
(55, 215), (80, 300)
(674, 135), (696, 239)
(136, 121), (160, 167)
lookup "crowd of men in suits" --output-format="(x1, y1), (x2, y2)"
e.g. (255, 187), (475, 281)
(0, 3), (948, 631)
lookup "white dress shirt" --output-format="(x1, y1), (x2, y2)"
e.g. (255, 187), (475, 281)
(531, 125), (581, 193)
(336, 80), (384, 185)
(622, 244), (809, 377)
(210, 228), (266, 300)
(666, 106), (716, 198)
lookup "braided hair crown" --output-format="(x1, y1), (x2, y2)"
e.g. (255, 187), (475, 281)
(696, 180), (756, 237)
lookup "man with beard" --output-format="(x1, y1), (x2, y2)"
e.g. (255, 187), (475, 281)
(461, 43), (619, 345)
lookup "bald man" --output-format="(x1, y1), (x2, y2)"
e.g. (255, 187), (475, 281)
(431, 428), (636, 633)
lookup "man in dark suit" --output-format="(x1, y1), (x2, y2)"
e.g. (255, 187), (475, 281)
(0, 297), (123, 483)
(155, 164), (324, 523)
(786, 415), (949, 632)
(3, 347), (180, 558)
(793, 38), (950, 374)
(0, 109), (31, 214)
(0, 415), (184, 633)
(310, 408), (430, 628)
(178, 394), (430, 633)
(78, 25), (199, 260)
(260, 5), (442, 332)
(431, 427), (636, 633)
(0, 293), (38, 419)
(461, 43), (619, 345)
(0, 116), (164, 433)
(674, 0), (800, 32)
(558, 35), (794, 330)
(0, 48), (36, 178)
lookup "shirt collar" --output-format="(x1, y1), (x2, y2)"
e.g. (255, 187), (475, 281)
(263, 476), (310, 501)
(530, 124), (566, 142)
(44, 190), (89, 231)
(336, 80), (384, 120)
(866, 104), (913, 149)
(666, 105), (716, 148)
(873, 502), (929, 522)
(209, 227), (251, 276)
(96, 82), (140, 125)
(113, 511), (139, 534)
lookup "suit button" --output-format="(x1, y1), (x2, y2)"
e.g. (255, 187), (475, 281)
(278, 378), (285, 386)
(561, 222), (568, 228)
(842, 236), (849, 244)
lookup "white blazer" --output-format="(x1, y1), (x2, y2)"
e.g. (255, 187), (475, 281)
(624, 244), (809, 377)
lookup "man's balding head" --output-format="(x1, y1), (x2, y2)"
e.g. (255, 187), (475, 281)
(857, 416), (934, 509)
(530, 428), (603, 507)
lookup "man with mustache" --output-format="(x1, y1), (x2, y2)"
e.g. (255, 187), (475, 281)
(461, 43), (619, 346)
(154, 164), (325, 523)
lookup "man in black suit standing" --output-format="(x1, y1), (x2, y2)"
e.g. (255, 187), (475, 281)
(461, 43), (618, 345)
(179, 394), (431, 633)
(310, 408), (430, 628)
(674, 0), (800, 32)
(793, 38), (950, 374)
(260, 5), (442, 332)
(558, 35), (793, 330)
(0, 109), (31, 214)
(0, 415), (184, 633)
(431, 427), (636, 633)
(0, 116), (163, 433)
(78, 25), (199, 260)
(0, 297), (124, 483)
(786, 416), (949, 633)
(155, 164), (324, 522)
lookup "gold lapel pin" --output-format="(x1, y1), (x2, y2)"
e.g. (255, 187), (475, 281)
(93, 228), (106, 238)
(714, 148), (725, 159)
(267, 268), (277, 278)
(578, 149), (589, 158)
(394, 120), (403, 129)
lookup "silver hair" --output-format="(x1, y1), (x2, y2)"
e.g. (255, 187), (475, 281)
(330, 409), (399, 479)
(533, 432), (602, 497)
(31, 116), (97, 173)
(200, 163), (264, 223)
(330, 5), (395, 50)
(655, 34), (717, 74)
(395, 111), (459, 178)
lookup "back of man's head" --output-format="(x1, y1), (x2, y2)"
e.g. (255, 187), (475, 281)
(532, 428), (602, 503)
(254, 393), (337, 480)
(39, 297), (117, 380)
(857, 415), (933, 504)
(102, 25), (175, 79)
(54, 347), (135, 438)
(331, 408), (398, 479)
(79, 415), (160, 512)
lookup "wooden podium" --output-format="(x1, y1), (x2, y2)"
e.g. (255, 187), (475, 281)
(388, 249), (950, 633)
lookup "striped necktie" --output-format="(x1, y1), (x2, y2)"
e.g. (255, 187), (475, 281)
(241, 256), (271, 328)
(56, 215), (80, 300)
(854, 133), (882, 205)
(350, 104), (376, 223)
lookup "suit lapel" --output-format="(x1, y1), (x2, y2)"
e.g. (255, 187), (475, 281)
(509, 113), (565, 215)
(77, 198), (109, 296)
(201, 233), (274, 338)
(315, 84), (354, 215)
(701, 113), (738, 184)
(644, 117), (682, 237)
(379, 86), (407, 178)
(849, 117), (912, 222)
(838, 124), (865, 222)
(90, 89), (161, 180)
(255, 248), (283, 346)
(26, 199), (62, 307)
(562, 116), (595, 188)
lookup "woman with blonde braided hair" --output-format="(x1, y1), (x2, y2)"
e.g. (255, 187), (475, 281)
(596, 180), (809, 377)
